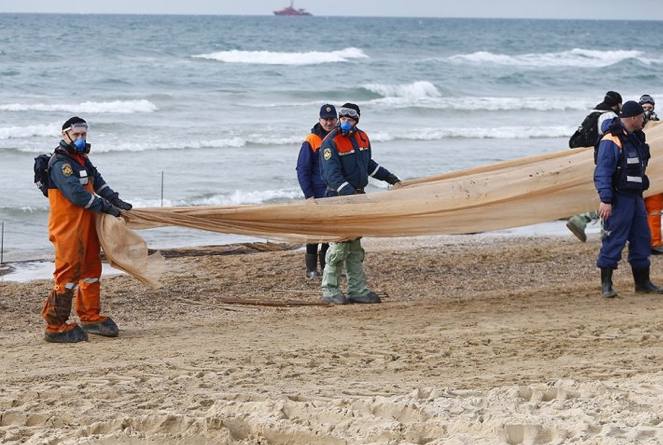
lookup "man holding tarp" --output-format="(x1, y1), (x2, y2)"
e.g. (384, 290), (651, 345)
(41, 117), (132, 343)
(595, 101), (663, 298)
(318, 103), (401, 304)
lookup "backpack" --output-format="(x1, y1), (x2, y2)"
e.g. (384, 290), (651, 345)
(33, 153), (52, 197)
(569, 110), (604, 149)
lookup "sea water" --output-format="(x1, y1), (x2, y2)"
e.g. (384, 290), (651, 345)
(1, 14), (662, 261)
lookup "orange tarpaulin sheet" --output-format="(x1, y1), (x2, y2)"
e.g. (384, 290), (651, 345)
(98, 121), (663, 286)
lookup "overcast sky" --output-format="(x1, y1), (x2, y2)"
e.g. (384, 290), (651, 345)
(2, 0), (663, 20)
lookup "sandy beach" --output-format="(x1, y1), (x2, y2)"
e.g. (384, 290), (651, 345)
(2, 235), (663, 444)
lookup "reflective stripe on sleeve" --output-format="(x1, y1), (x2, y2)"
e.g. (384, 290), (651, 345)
(337, 182), (352, 193)
(626, 176), (643, 183)
(369, 164), (380, 177)
(84, 195), (95, 209)
(97, 184), (109, 193)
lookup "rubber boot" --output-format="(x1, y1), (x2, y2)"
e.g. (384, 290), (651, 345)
(601, 268), (618, 298)
(348, 291), (381, 304)
(42, 288), (88, 343)
(81, 317), (120, 337)
(632, 266), (663, 294)
(566, 214), (588, 242)
(305, 253), (319, 279)
(44, 325), (88, 343)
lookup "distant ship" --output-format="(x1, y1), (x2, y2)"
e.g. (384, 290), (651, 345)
(273, 1), (312, 16)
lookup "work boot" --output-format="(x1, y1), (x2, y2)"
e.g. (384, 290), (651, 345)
(347, 291), (381, 304)
(600, 268), (618, 298)
(305, 253), (319, 279)
(632, 266), (663, 294)
(566, 215), (588, 242)
(321, 294), (347, 305)
(44, 325), (88, 343)
(81, 317), (119, 337)
(651, 246), (663, 255)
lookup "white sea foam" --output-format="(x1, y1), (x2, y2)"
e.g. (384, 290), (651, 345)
(448, 48), (654, 68)
(368, 95), (595, 111)
(362, 81), (442, 99)
(371, 126), (574, 141)
(0, 99), (157, 113)
(130, 189), (302, 209)
(6, 123), (572, 154)
(192, 47), (368, 65)
(0, 123), (59, 140)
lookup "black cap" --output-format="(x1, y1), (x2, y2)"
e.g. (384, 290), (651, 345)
(62, 116), (87, 130)
(339, 102), (360, 120)
(639, 94), (655, 106)
(620, 101), (644, 118)
(319, 104), (337, 119)
(604, 91), (623, 108)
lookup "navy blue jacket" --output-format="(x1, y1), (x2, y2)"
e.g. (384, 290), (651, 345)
(319, 127), (398, 196)
(594, 123), (650, 204)
(48, 142), (119, 213)
(296, 123), (329, 199)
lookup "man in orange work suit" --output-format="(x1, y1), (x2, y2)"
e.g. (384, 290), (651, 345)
(42, 116), (132, 343)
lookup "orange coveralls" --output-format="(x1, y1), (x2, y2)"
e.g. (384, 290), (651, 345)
(42, 151), (109, 333)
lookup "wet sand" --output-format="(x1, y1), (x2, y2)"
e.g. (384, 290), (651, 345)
(1, 236), (663, 444)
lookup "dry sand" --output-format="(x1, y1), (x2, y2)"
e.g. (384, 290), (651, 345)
(2, 236), (663, 444)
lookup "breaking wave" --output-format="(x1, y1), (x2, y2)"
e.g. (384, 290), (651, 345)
(0, 123), (60, 140)
(367, 95), (595, 111)
(130, 189), (302, 208)
(192, 47), (368, 65)
(361, 81), (442, 99)
(448, 48), (658, 68)
(371, 126), (575, 141)
(0, 99), (158, 113)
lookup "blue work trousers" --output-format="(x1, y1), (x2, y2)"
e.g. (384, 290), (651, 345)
(597, 192), (651, 270)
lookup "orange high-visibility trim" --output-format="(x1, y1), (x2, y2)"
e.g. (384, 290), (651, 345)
(646, 193), (663, 247)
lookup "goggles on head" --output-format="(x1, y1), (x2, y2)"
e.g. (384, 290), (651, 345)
(338, 107), (359, 119)
(63, 122), (89, 135)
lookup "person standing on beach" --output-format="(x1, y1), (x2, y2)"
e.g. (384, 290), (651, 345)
(567, 91), (623, 242)
(595, 101), (663, 298)
(296, 104), (337, 279)
(41, 116), (132, 343)
(639, 95), (663, 255)
(318, 103), (401, 304)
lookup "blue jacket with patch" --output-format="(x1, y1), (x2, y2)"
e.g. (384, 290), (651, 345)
(594, 122), (650, 204)
(48, 142), (120, 213)
(296, 123), (329, 199)
(319, 127), (398, 196)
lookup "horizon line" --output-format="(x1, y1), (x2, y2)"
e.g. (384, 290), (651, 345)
(0, 11), (662, 21)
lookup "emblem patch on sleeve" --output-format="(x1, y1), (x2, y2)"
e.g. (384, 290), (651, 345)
(62, 164), (73, 177)
(323, 148), (332, 161)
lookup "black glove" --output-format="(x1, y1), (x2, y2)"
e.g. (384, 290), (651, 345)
(100, 199), (122, 217)
(385, 173), (400, 186)
(111, 197), (132, 211)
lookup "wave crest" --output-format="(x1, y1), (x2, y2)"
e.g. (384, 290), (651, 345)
(0, 99), (158, 113)
(130, 189), (302, 208)
(371, 126), (574, 141)
(192, 47), (368, 65)
(362, 81), (441, 99)
(449, 48), (652, 68)
(0, 123), (59, 140)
